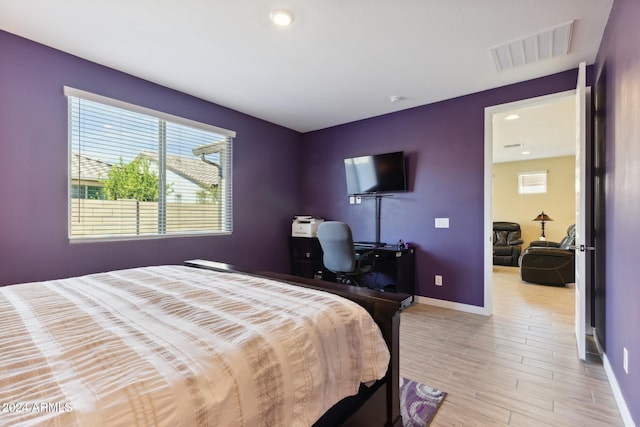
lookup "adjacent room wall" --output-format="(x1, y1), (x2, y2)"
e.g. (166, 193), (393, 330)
(299, 70), (580, 307)
(493, 156), (575, 248)
(0, 31), (302, 286)
(594, 0), (640, 422)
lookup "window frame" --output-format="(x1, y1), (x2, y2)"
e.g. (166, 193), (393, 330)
(518, 170), (548, 194)
(65, 87), (236, 242)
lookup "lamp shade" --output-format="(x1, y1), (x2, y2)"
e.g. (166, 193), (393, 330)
(533, 211), (553, 222)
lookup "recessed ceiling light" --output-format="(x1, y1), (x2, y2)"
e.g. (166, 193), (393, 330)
(270, 9), (294, 27)
(389, 95), (404, 103)
(505, 114), (520, 120)
(521, 151), (531, 155)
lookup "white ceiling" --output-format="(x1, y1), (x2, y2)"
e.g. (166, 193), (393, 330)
(1, 0), (612, 133)
(493, 93), (577, 163)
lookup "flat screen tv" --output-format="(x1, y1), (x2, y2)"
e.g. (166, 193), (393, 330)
(344, 151), (407, 195)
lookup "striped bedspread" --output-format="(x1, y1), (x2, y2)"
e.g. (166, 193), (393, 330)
(0, 265), (390, 427)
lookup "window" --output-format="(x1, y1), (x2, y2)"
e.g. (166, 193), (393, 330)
(518, 171), (547, 194)
(66, 87), (235, 240)
(71, 184), (105, 200)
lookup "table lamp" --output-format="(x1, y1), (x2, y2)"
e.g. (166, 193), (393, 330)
(533, 211), (553, 240)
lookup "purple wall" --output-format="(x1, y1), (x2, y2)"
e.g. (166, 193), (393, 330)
(300, 71), (579, 307)
(595, 0), (640, 421)
(0, 31), (302, 286)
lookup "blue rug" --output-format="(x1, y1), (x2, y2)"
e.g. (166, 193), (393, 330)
(400, 377), (447, 426)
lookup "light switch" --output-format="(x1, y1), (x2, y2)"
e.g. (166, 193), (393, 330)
(435, 218), (449, 228)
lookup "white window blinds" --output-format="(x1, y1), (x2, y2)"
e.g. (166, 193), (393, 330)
(66, 87), (235, 240)
(518, 170), (547, 194)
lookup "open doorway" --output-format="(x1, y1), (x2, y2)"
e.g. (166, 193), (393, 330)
(484, 89), (577, 316)
(493, 94), (577, 255)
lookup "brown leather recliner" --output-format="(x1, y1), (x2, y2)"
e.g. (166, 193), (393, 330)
(519, 224), (576, 285)
(493, 222), (524, 266)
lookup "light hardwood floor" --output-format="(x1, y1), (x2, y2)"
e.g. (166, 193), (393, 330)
(400, 265), (623, 426)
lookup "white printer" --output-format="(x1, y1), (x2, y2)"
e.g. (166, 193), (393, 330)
(291, 216), (324, 237)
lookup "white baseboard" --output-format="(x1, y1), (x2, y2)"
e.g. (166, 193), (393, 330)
(413, 295), (491, 316)
(602, 352), (636, 427)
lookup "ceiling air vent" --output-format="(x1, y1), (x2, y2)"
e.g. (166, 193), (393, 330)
(491, 20), (574, 72)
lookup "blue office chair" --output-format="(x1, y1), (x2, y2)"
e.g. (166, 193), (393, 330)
(316, 221), (374, 286)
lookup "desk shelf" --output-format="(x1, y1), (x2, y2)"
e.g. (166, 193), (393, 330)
(289, 237), (415, 295)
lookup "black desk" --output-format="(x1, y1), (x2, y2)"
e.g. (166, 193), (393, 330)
(354, 244), (415, 294)
(289, 237), (415, 295)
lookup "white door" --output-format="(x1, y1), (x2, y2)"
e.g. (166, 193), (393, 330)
(575, 62), (587, 360)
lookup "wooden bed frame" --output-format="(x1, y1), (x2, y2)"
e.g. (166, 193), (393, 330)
(185, 259), (412, 427)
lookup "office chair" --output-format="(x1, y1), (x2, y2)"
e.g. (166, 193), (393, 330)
(316, 221), (374, 286)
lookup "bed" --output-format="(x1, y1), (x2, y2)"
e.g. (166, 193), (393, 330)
(0, 260), (410, 426)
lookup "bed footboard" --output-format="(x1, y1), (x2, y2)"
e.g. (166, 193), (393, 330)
(185, 259), (410, 427)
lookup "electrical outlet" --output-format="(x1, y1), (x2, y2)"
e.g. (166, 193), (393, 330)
(624, 347), (629, 374)
(435, 275), (443, 286)
(356, 196), (362, 204)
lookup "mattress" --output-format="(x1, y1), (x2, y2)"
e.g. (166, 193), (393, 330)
(0, 265), (390, 426)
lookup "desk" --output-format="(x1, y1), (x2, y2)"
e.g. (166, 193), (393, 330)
(289, 237), (415, 295)
(354, 244), (415, 294)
